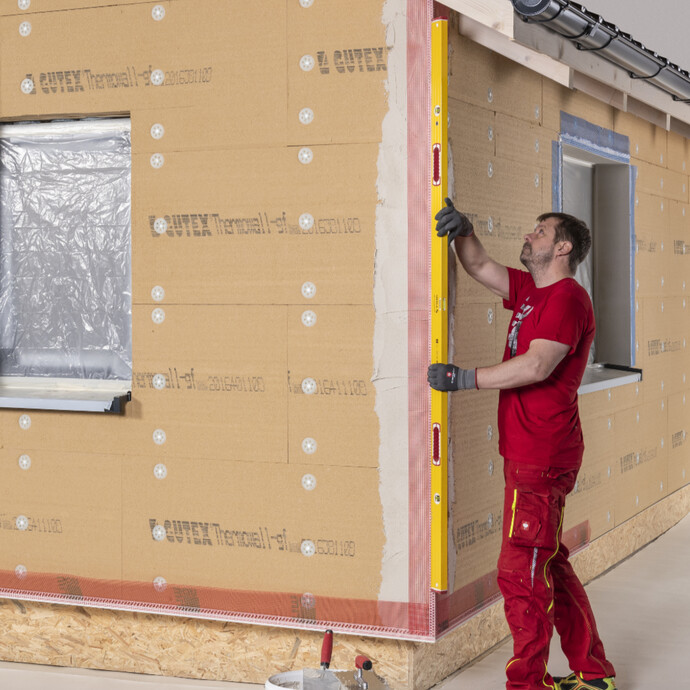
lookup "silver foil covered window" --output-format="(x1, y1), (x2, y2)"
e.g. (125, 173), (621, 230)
(0, 119), (132, 381)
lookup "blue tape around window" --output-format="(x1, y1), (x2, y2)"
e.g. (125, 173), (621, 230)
(629, 165), (637, 367)
(552, 140), (563, 212)
(560, 111), (630, 162)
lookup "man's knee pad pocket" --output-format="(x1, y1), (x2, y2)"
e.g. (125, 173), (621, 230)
(508, 489), (559, 550)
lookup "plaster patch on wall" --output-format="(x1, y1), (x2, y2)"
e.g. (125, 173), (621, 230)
(375, 0), (410, 603)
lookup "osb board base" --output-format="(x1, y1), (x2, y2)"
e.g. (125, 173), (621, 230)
(0, 485), (687, 690)
(0, 601), (412, 689)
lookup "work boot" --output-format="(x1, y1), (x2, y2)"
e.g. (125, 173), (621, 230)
(553, 673), (617, 690)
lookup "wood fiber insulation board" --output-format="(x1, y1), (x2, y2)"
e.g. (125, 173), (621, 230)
(667, 392), (690, 493)
(667, 130), (690, 174)
(0, 451), (123, 582)
(613, 109), (667, 166)
(0, 0), (147, 14)
(448, 32), (543, 125)
(0, 0), (392, 622)
(542, 79), (615, 133)
(122, 459), (384, 599)
(132, 145), (378, 306)
(0, 2), (281, 120)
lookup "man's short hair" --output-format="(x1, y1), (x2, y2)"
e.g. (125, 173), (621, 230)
(537, 212), (592, 273)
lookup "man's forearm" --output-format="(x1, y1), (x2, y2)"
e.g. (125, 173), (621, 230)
(476, 353), (544, 390)
(453, 233), (492, 278)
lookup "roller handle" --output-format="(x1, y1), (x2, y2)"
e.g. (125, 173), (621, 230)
(320, 629), (333, 669)
(355, 656), (373, 671)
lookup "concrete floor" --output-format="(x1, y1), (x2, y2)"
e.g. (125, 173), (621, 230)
(0, 512), (687, 689)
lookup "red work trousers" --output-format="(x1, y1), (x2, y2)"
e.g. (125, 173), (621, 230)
(497, 459), (616, 690)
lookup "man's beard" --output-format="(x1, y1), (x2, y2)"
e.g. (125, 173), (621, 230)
(520, 243), (555, 272)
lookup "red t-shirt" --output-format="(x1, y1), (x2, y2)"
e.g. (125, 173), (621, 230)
(498, 267), (595, 468)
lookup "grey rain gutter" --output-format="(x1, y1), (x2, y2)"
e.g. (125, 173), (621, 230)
(511, 0), (690, 104)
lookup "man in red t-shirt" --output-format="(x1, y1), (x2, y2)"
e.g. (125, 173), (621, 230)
(428, 200), (616, 690)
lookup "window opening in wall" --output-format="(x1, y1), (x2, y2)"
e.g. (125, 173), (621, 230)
(0, 118), (132, 413)
(556, 114), (641, 393)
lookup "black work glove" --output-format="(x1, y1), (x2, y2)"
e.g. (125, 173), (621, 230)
(427, 363), (476, 391)
(435, 198), (474, 243)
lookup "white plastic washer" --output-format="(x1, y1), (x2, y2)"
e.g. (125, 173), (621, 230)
(151, 285), (165, 301)
(660, 481), (664, 492)
(488, 217), (493, 234)
(152, 374), (167, 390)
(302, 378), (317, 395)
(19, 21), (31, 36)
(18, 454), (31, 470)
(300, 55), (315, 71)
(534, 106), (540, 120)
(16, 515), (29, 531)
(153, 429), (167, 445)
(487, 162), (494, 178)
(15, 564), (27, 579)
(299, 108), (314, 125)
(487, 308), (494, 324)
(152, 5), (166, 21)
(487, 127), (493, 141)
(535, 139), (540, 153)
(154, 218), (168, 235)
(152, 525), (167, 541)
(154, 463), (168, 479)
(153, 576), (167, 591)
(301, 282), (316, 299)
(608, 466), (612, 478)
(18, 0), (30, 9)
(299, 213), (314, 231)
(150, 123), (165, 140)
(661, 438), (665, 449)
(574, 481), (579, 493)
(21, 78), (34, 94)
(534, 173), (540, 188)
(152, 308), (166, 324)
(298, 148), (313, 164)
(301, 310), (317, 327)
(487, 513), (494, 529)
(301, 592), (316, 608)
(299, 0), (314, 7)
(19, 414), (31, 430)
(150, 153), (165, 169)
(635, 496), (639, 506)
(302, 437), (317, 454)
(487, 87), (493, 103)
(487, 425), (493, 441)
(301, 539), (316, 557)
(488, 459), (494, 476)
(151, 69), (165, 86)
(636, 412), (640, 423)
(608, 418), (612, 430)
(607, 511), (611, 522)
(301, 474), (317, 491)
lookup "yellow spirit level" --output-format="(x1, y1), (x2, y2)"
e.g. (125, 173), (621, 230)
(430, 17), (449, 593)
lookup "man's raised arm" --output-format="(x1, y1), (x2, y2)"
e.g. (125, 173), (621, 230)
(435, 198), (510, 300)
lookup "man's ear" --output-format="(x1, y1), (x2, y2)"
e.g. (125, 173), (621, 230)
(556, 240), (573, 257)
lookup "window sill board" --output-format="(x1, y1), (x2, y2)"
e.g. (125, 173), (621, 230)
(578, 364), (642, 395)
(0, 379), (131, 413)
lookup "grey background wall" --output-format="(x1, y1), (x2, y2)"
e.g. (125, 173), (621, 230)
(568, 1), (690, 69)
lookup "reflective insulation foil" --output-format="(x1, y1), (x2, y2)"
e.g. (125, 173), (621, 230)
(0, 119), (132, 380)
